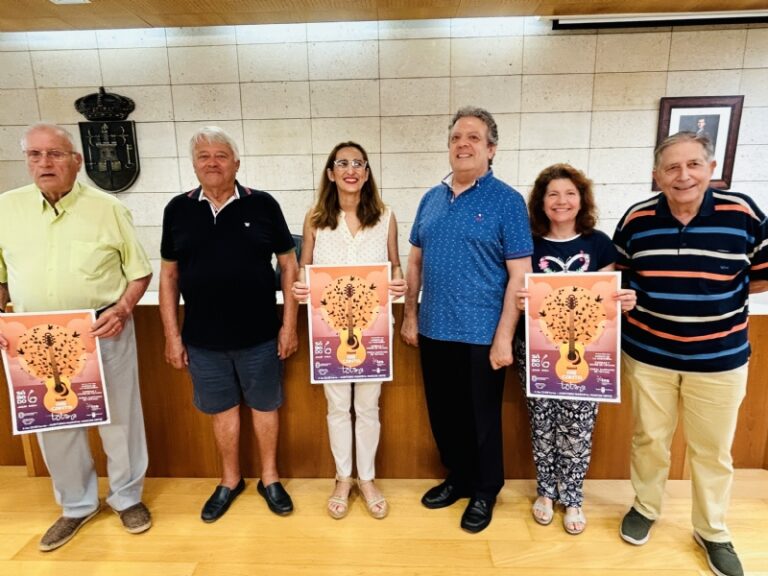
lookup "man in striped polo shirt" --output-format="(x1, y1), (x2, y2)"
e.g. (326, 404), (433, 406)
(613, 132), (768, 576)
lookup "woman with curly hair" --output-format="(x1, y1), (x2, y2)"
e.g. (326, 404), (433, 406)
(515, 163), (635, 534)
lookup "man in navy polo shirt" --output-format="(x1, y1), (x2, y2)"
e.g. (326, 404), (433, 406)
(159, 126), (299, 521)
(614, 132), (768, 576)
(401, 106), (533, 533)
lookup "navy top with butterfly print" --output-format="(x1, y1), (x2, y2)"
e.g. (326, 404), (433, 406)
(532, 230), (616, 275)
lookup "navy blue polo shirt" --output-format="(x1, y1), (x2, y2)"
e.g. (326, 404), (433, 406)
(613, 188), (768, 372)
(161, 181), (295, 350)
(410, 170), (533, 345)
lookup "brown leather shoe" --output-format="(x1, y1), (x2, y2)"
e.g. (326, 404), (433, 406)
(39, 508), (100, 551)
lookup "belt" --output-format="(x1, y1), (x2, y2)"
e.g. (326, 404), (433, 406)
(95, 303), (117, 318)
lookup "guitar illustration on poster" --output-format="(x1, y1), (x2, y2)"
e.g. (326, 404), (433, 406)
(0, 310), (110, 434)
(540, 286), (605, 385)
(335, 283), (367, 367)
(555, 294), (589, 383)
(319, 275), (378, 369)
(525, 272), (622, 403)
(13, 324), (86, 415)
(306, 264), (394, 384)
(41, 329), (81, 413)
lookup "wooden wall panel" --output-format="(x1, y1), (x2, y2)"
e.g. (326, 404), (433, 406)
(0, 365), (25, 466)
(733, 315), (768, 468)
(4, 306), (767, 479)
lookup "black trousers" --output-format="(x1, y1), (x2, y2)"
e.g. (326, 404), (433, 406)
(419, 335), (506, 499)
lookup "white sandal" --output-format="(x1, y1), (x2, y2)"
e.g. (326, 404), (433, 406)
(358, 479), (388, 519)
(327, 476), (353, 519)
(532, 496), (554, 526)
(563, 507), (587, 535)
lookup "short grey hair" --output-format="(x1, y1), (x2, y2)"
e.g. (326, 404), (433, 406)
(189, 126), (240, 162)
(21, 122), (77, 151)
(654, 131), (715, 169)
(449, 106), (499, 146)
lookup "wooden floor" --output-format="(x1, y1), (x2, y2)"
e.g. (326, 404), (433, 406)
(1, 467), (766, 576)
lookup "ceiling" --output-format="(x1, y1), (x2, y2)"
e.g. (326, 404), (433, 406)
(0, 0), (765, 32)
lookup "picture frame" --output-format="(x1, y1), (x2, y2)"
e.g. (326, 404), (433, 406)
(654, 95), (744, 190)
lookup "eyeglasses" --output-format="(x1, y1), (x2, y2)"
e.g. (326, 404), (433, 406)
(24, 149), (76, 163)
(333, 159), (367, 170)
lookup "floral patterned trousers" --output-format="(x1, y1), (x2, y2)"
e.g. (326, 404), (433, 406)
(514, 337), (598, 508)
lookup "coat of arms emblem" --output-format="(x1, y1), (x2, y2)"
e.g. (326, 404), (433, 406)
(75, 87), (140, 193)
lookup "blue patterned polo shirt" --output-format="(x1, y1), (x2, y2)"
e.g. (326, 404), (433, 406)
(410, 170), (533, 345)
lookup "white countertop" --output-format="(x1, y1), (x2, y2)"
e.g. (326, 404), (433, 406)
(138, 290), (768, 314)
(750, 291), (768, 315)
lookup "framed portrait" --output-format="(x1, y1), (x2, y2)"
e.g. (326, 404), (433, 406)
(654, 95), (744, 190)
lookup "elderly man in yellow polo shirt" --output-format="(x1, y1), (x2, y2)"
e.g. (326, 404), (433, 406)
(0, 123), (153, 551)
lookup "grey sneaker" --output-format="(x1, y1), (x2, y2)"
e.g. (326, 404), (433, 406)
(114, 502), (152, 534)
(620, 507), (654, 545)
(694, 532), (744, 576)
(39, 508), (100, 551)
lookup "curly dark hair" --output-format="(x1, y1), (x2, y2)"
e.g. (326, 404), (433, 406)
(528, 163), (597, 238)
(449, 106), (498, 146)
(310, 141), (385, 230)
(449, 106), (498, 166)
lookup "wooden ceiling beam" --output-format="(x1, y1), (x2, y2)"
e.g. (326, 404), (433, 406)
(0, 0), (760, 32)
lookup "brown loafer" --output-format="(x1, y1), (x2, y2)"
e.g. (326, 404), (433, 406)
(39, 507), (100, 551)
(114, 502), (152, 534)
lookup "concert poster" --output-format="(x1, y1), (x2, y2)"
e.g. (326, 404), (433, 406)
(306, 263), (393, 384)
(1, 310), (110, 434)
(524, 271), (621, 403)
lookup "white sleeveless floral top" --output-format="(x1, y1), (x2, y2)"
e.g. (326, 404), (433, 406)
(313, 207), (391, 266)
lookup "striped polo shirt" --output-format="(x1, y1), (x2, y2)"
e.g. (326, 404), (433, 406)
(613, 187), (768, 373)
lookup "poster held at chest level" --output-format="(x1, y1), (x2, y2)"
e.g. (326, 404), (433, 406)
(525, 271), (621, 403)
(1, 309), (110, 434)
(307, 263), (393, 384)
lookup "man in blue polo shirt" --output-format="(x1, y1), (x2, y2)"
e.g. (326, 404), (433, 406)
(614, 132), (768, 576)
(401, 106), (533, 533)
(159, 126), (299, 522)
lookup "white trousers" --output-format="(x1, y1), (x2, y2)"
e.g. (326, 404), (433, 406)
(37, 316), (148, 517)
(323, 381), (382, 481)
(623, 352), (748, 542)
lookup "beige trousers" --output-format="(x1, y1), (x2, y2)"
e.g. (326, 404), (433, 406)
(323, 381), (382, 481)
(622, 352), (748, 542)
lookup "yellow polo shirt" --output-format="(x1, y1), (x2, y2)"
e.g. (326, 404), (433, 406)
(0, 181), (151, 313)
